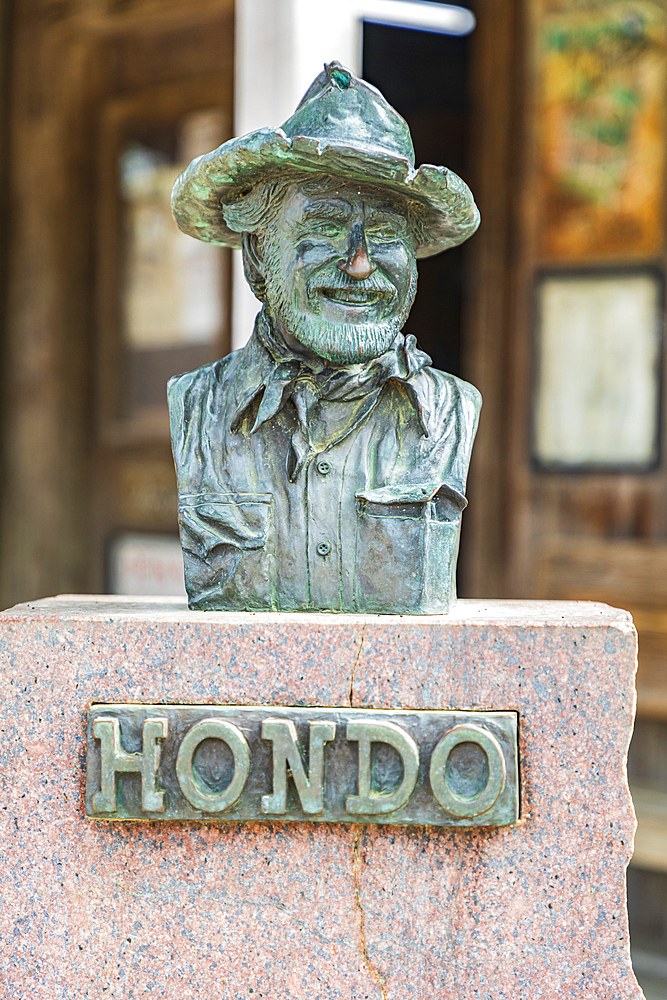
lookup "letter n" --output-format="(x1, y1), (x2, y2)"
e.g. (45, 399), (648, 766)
(261, 719), (336, 815)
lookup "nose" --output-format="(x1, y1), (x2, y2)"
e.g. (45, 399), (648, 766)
(337, 224), (377, 281)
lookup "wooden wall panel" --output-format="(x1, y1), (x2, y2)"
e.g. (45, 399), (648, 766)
(497, 0), (667, 719)
(459, 0), (524, 599)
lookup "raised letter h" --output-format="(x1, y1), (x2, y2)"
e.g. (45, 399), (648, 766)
(92, 716), (168, 813)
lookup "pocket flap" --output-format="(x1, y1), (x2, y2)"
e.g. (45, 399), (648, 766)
(356, 482), (467, 520)
(178, 492), (272, 557)
(180, 492), (272, 507)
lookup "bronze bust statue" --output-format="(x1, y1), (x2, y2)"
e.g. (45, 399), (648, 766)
(169, 62), (481, 614)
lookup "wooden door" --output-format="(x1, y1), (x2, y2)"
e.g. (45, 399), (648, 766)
(0, 0), (234, 606)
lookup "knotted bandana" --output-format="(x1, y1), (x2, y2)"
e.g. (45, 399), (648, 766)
(232, 308), (434, 480)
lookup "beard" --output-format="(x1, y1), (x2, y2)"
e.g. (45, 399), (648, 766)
(263, 246), (418, 365)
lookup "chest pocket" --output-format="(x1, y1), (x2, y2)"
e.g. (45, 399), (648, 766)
(354, 482), (467, 614)
(178, 492), (273, 611)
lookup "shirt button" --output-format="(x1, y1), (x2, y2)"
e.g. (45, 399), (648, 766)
(316, 459), (332, 476)
(316, 541), (332, 557)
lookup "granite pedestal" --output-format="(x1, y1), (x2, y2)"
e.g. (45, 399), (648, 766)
(0, 596), (641, 998)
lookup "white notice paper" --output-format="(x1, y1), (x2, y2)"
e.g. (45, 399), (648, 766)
(533, 272), (662, 467)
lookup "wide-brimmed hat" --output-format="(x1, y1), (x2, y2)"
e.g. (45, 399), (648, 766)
(171, 61), (479, 258)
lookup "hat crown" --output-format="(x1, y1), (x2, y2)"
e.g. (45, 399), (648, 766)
(281, 62), (415, 167)
(171, 60), (479, 257)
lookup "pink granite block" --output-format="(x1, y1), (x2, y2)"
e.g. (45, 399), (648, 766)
(0, 596), (642, 999)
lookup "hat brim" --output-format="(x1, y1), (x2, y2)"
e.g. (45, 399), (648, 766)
(171, 127), (479, 258)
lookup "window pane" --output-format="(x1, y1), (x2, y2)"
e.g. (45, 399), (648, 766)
(119, 109), (227, 421)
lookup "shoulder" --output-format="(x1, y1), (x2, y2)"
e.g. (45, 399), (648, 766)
(428, 368), (481, 417)
(411, 368), (482, 490)
(410, 366), (481, 436)
(454, 374), (482, 414)
(167, 353), (237, 415)
(168, 350), (248, 485)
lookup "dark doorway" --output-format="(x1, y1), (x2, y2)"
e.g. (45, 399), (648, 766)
(362, 19), (474, 377)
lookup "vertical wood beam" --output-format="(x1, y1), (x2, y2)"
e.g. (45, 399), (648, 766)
(459, 0), (523, 597)
(0, 4), (103, 606)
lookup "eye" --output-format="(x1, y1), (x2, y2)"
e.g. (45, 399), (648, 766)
(311, 221), (343, 237)
(367, 223), (404, 243)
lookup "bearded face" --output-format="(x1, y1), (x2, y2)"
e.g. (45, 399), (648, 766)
(259, 182), (418, 364)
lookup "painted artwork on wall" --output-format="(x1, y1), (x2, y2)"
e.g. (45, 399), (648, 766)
(536, 0), (667, 260)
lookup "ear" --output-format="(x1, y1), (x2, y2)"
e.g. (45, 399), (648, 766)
(241, 232), (267, 300)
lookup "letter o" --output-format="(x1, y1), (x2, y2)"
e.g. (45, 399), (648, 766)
(176, 720), (250, 812)
(429, 724), (505, 818)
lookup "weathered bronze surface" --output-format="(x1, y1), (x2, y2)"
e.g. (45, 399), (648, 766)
(86, 704), (519, 827)
(168, 62), (481, 614)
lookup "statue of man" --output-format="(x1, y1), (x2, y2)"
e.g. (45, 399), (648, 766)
(169, 62), (481, 614)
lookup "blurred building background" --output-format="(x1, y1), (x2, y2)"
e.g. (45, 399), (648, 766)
(1, 0), (666, 991)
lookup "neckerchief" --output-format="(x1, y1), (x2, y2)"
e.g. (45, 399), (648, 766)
(232, 307), (433, 480)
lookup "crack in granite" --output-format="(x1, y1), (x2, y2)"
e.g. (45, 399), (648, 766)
(447, 840), (465, 1000)
(348, 626), (366, 708)
(353, 829), (387, 1000)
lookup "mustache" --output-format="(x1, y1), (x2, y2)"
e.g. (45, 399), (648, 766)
(306, 264), (398, 302)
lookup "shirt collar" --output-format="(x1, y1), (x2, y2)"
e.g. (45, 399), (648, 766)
(231, 306), (434, 436)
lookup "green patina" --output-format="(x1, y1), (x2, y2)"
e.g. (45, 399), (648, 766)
(167, 62), (482, 614)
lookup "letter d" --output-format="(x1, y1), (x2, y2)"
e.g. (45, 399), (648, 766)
(345, 720), (419, 815)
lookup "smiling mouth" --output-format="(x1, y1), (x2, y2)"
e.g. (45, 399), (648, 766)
(320, 288), (389, 306)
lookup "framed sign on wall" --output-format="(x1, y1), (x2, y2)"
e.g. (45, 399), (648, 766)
(532, 267), (664, 471)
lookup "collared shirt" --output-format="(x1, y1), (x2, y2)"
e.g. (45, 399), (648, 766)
(168, 308), (481, 613)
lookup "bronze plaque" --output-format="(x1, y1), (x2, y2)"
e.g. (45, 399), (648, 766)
(86, 705), (519, 827)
